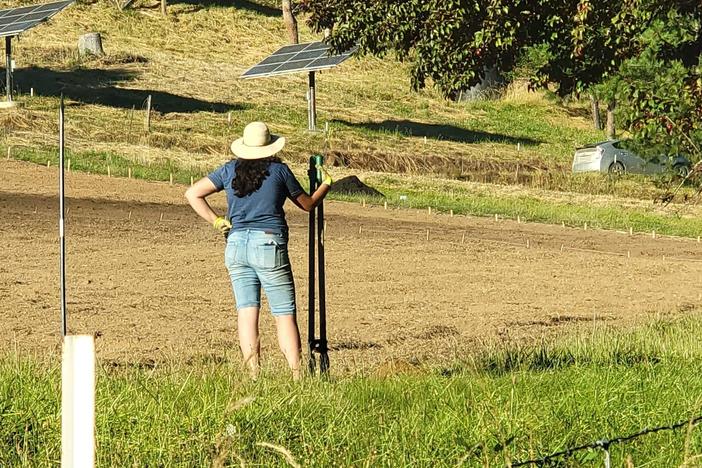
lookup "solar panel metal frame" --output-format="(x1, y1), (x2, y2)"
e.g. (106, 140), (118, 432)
(0, 0), (73, 38)
(241, 41), (356, 79)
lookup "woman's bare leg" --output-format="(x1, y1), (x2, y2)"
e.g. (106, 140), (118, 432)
(237, 307), (260, 379)
(274, 315), (302, 380)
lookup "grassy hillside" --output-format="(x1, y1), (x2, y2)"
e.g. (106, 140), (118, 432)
(2, 0), (610, 186)
(0, 0), (699, 235)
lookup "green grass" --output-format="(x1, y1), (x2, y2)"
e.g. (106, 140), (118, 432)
(364, 174), (702, 238)
(3, 317), (702, 466)
(5, 144), (207, 186)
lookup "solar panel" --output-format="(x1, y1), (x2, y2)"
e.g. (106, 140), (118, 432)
(0, 0), (73, 38)
(241, 41), (356, 79)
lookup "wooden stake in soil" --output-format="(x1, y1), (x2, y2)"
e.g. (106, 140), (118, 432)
(128, 167), (132, 178)
(584, 222), (588, 230)
(526, 239), (530, 249)
(145, 95), (152, 133)
(227, 112), (232, 125)
(159, 212), (164, 222)
(107, 165), (111, 177)
(6, 146), (10, 159)
(30, 87), (34, 96)
(428, 206), (432, 215)
(426, 228), (430, 241)
(517, 215), (521, 224)
(461, 232), (466, 244)
(450, 209), (454, 217)
(652, 230), (656, 239)
(383, 201), (387, 210)
(47, 160), (51, 168)
(67, 159), (71, 172)
(627, 250), (631, 259)
(362, 198), (366, 208)
(128, 211), (132, 220)
(190, 176), (194, 186)
(169, 173), (173, 186)
(358, 225), (362, 235)
(629, 227), (633, 236)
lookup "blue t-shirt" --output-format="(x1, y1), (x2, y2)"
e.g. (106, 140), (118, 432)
(208, 160), (304, 236)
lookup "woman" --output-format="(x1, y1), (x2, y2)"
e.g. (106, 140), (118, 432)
(185, 121), (332, 380)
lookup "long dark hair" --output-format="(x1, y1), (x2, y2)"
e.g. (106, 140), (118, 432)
(232, 157), (281, 197)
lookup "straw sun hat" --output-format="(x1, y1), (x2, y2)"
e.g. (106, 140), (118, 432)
(230, 121), (286, 160)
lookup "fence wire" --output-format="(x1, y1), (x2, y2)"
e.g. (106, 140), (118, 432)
(511, 414), (702, 466)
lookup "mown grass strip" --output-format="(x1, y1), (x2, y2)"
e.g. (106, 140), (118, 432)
(6, 144), (702, 239)
(364, 179), (702, 238)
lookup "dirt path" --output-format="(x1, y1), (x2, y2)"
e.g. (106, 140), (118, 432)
(2, 159), (701, 372)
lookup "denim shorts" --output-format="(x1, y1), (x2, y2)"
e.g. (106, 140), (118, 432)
(224, 230), (296, 316)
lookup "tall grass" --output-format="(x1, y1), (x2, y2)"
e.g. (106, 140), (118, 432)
(3, 317), (702, 466)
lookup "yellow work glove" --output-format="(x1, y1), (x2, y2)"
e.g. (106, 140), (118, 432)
(213, 216), (232, 236)
(317, 165), (333, 186)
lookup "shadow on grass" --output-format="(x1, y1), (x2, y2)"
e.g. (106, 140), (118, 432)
(334, 119), (541, 146)
(170, 0), (280, 16)
(440, 346), (664, 378)
(15, 67), (246, 114)
(563, 105), (596, 121)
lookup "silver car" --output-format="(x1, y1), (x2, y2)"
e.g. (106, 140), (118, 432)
(572, 140), (691, 176)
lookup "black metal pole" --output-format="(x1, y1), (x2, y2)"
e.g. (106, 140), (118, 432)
(314, 155), (329, 374)
(5, 36), (12, 102)
(59, 95), (67, 337)
(308, 71), (317, 132)
(317, 195), (329, 373)
(307, 157), (317, 373)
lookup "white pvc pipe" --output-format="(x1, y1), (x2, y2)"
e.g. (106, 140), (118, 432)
(61, 335), (96, 468)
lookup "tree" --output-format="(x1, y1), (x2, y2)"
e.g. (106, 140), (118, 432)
(282, 0), (299, 44)
(301, 0), (701, 159)
(301, 0), (600, 95)
(613, 8), (702, 159)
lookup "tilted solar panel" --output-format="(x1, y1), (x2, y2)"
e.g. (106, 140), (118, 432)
(0, 0), (73, 38)
(241, 41), (356, 79)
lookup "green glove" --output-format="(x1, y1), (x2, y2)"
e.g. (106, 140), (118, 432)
(213, 216), (232, 235)
(317, 165), (333, 186)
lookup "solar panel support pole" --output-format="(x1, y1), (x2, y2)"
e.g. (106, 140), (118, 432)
(307, 71), (317, 132)
(5, 36), (12, 102)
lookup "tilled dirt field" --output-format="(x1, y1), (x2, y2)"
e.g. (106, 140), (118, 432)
(2, 159), (701, 373)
